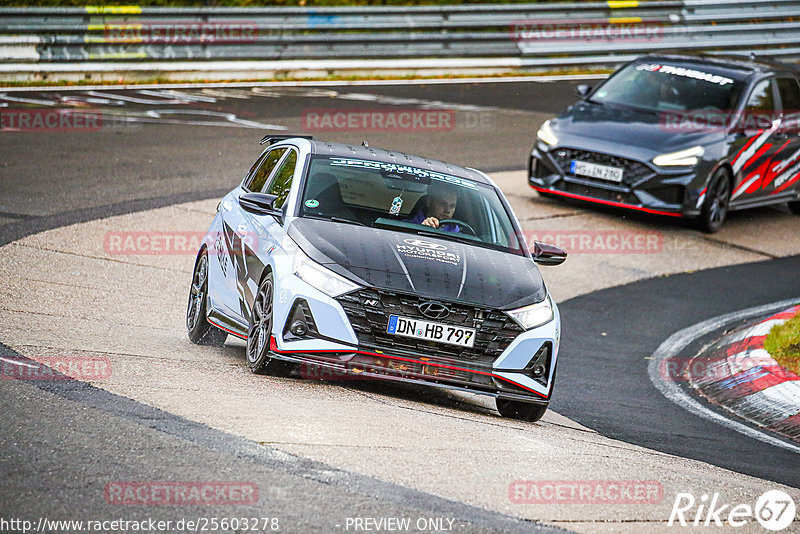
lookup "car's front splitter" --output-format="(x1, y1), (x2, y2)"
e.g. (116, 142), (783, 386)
(529, 183), (685, 218)
(268, 336), (551, 403)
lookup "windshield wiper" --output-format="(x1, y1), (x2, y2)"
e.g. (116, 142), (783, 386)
(303, 214), (366, 227)
(331, 216), (365, 226)
(415, 229), (477, 245)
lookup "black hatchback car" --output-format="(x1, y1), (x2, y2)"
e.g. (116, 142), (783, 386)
(529, 53), (800, 232)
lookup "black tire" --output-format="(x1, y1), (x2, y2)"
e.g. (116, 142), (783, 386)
(496, 399), (548, 422)
(696, 169), (731, 233)
(246, 272), (293, 376)
(788, 201), (800, 215)
(187, 249), (228, 346)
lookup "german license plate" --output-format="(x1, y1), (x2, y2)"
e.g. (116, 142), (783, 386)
(386, 315), (475, 348)
(570, 160), (624, 182)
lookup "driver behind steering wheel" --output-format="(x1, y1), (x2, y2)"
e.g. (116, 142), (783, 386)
(405, 181), (460, 233)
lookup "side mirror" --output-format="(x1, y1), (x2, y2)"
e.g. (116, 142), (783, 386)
(575, 84), (592, 98)
(239, 192), (283, 223)
(532, 241), (567, 266)
(736, 112), (776, 137)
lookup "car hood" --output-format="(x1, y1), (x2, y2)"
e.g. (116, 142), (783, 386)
(553, 102), (724, 155)
(287, 217), (546, 310)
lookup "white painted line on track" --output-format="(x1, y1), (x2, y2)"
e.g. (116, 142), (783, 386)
(0, 93), (58, 106)
(647, 298), (800, 454)
(0, 73), (609, 93)
(0, 356), (38, 369)
(141, 109), (286, 130)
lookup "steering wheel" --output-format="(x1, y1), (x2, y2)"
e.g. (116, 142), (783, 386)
(438, 219), (477, 236)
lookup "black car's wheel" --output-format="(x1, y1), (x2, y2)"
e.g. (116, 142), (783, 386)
(697, 169), (731, 234)
(246, 272), (293, 376)
(788, 201), (800, 215)
(496, 399), (548, 422)
(187, 250), (227, 346)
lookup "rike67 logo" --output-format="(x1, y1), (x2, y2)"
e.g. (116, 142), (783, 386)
(669, 490), (796, 531)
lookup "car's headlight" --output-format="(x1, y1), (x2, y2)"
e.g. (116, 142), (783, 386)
(506, 295), (554, 330)
(537, 120), (558, 146)
(652, 146), (704, 167)
(293, 250), (360, 297)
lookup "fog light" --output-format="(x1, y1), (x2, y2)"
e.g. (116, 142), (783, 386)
(290, 321), (308, 336)
(531, 364), (546, 378)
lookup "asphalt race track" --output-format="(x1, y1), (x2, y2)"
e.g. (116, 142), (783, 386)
(553, 257), (800, 487)
(1, 79), (799, 532)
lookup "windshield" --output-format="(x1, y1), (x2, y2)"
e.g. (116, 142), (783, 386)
(591, 61), (747, 113)
(299, 156), (526, 256)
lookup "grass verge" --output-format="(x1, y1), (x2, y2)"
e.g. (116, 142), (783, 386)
(0, 68), (612, 88)
(765, 313), (800, 377)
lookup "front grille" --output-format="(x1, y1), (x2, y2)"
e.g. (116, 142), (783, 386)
(336, 289), (523, 371)
(551, 148), (653, 185)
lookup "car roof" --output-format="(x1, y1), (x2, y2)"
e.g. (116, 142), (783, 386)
(639, 52), (800, 77)
(306, 139), (492, 185)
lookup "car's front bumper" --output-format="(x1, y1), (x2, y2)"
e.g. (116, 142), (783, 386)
(270, 274), (560, 404)
(529, 143), (706, 218)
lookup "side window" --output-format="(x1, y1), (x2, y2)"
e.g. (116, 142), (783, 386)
(743, 79), (776, 130)
(777, 78), (800, 112)
(745, 79), (775, 112)
(245, 148), (286, 192)
(266, 150), (298, 209)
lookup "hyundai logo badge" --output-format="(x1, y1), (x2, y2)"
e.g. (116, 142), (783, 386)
(403, 238), (447, 250)
(418, 301), (451, 320)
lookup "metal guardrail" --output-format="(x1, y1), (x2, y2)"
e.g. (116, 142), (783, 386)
(1, 1), (799, 71)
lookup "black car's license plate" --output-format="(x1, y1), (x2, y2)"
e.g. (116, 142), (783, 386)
(571, 160), (624, 182)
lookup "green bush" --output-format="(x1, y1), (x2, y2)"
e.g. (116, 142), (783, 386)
(765, 313), (800, 377)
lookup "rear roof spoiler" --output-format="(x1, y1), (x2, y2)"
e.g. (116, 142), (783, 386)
(260, 134), (314, 145)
